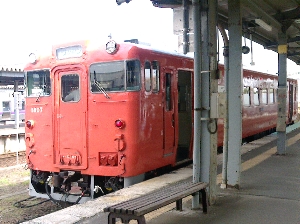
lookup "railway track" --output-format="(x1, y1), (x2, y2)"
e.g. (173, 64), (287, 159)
(0, 151), (26, 168)
(0, 166), (64, 223)
(0, 151), (26, 159)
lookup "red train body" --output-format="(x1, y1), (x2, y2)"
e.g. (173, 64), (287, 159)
(218, 66), (298, 144)
(24, 40), (298, 203)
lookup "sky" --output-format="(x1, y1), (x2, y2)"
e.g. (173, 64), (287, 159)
(0, 0), (299, 76)
(0, 0), (175, 68)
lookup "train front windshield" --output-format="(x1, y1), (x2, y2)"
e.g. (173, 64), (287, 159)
(26, 70), (51, 97)
(89, 60), (140, 92)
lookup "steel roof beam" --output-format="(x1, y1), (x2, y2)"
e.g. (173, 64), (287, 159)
(264, 36), (300, 48)
(242, 0), (282, 31)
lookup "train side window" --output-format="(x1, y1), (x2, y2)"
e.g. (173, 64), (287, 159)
(26, 69), (51, 97)
(261, 88), (268, 104)
(253, 87), (260, 106)
(152, 61), (159, 92)
(144, 61), (151, 92)
(269, 88), (274, 104)
(126, 60), (141, 91)
(165, 73), (172, 111)
(62, 74), (80, 102)
(243, 86), (250, 106)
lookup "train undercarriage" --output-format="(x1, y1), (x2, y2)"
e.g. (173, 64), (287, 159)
(29, 168), (158, 204)
(29, 170), (145, 204)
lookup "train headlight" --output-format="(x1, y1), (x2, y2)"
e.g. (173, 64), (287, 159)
(115, 119), (125, 129)
(106, 40), (118, 54)
(29, 53), (37, 64)
(26, 120), (35, 129)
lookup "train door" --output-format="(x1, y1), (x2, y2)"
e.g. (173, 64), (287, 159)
(54, 66), (88, 169)
(288, 82), (294, 123)
(163, 71), (175, 156)
(177, 70), (192, 162)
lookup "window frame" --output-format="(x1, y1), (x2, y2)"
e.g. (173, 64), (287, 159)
(144, 61), (152, 92)
(89, 59), (141, 93)
(165, 73), (172, 111)
(261, 88), (268, 105)
(253, 87), (260, 106)
(243, 86), (251, 106)
(152, 61), (160, 93)
(269, 88), (275, 104)
(61, 74), (80, 102)
(26, 69), (51, 97)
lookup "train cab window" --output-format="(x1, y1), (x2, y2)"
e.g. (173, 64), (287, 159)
(90, 60), (140, 92)
(26, 69), (51, 97)
(90, 61), (124, 92)
(253, 87), (260, 106)
(62, 74), (80, 102)
(243, 87), (250, 106)
(261, 88), (268, 104)
(144, 61), (151, 92)
(269, 88), (274, 104)
(165, 73), (172, 111)
(152, 61), (159, 92)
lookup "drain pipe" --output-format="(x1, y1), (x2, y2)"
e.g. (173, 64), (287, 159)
(218, 24), (229, 189)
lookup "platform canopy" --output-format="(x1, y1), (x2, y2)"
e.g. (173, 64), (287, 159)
(149, 0), (300, 65)
(0, 68), (24, 86)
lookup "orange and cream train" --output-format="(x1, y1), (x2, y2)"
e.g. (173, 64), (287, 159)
(24, 40), (298, 203)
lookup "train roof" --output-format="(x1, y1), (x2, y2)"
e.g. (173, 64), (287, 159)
(23, 39), (298, 83)
(242, 66), (298, 81)
(119, 41), (193, 59)
(24, 39), (194, 70)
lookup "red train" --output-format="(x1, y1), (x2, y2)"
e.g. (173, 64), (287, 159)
(219, 66), (298, 145)
(24, 40), (298, 203)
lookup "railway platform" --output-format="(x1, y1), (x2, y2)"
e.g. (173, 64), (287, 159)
(147, 123), (300, 224)
(0, 122), (25, 135)
(0, 123), (25, 155)
(22, 122), (300, 224)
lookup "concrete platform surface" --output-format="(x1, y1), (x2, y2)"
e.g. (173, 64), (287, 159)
(148, 127), (300, 224)
(22, 123), (300, 224)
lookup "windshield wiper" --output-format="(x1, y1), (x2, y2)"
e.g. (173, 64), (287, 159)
(94, 81), (110, 99)
(36, 91), (41, 102)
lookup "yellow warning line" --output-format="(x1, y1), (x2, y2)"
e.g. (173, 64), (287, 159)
(217, 132), (300, 184)
(242, 133), (298, 172)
